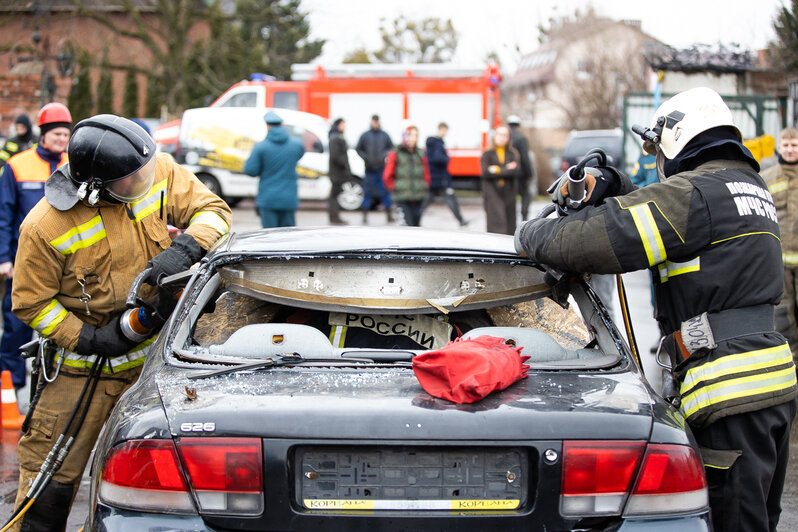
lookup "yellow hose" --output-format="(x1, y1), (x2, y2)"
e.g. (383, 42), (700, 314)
(0, 499), (35, 532)
(616, 273), (643, 372)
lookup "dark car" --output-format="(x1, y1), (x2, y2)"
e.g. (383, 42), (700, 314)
(86, 226), (710, 531)
(560, 129), (625, 174)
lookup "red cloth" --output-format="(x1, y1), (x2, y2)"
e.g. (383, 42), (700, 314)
(412, 336), (530, 404)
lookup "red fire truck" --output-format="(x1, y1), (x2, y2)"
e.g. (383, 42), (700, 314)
(156, 63), (502, 189)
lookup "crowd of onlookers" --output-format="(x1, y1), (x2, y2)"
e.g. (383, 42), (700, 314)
(244, 111), (536, 233)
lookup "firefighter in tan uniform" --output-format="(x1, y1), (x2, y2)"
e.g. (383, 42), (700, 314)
(761, 127), (798, 360)
(7, 115), (231, 531)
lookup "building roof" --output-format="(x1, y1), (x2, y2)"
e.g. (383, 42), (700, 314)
(643, 42), (757, 73)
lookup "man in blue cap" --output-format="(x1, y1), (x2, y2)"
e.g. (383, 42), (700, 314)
(244, 110), (305, 227)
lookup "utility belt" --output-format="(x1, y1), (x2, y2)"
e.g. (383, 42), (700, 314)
(657, 304), (775, 369)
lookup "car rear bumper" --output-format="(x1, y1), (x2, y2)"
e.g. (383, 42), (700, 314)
(90, 503), (710, 532)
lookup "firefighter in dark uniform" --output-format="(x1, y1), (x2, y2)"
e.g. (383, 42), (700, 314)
(514, 87), (797, 532)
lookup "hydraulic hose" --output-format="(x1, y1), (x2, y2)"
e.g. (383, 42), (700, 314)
(1, 354), (106, 531)
(616, 273), (643, 373)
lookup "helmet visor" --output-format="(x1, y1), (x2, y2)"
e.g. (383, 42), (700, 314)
(105, 157), (156, 203)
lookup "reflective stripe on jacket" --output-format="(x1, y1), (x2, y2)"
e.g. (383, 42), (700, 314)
(12, 152), (232, 355)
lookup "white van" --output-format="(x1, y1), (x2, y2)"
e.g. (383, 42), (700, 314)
(176, 107), (364, 209)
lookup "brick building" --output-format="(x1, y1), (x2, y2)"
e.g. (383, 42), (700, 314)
(0, 1), (208, 136)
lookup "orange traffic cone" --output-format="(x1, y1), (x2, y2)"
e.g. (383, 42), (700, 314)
(1, 370), (24, 430)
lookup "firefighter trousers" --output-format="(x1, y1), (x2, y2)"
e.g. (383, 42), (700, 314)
(11, 365), (142, 532)
(694, 398), (796, 532)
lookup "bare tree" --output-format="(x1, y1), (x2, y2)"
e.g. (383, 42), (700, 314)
(372, 16), (457, 63)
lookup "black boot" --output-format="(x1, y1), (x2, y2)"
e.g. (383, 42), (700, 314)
(329, 214), (347, 225)
(20, 479), (75, 532)
(386, 208), (395, 223)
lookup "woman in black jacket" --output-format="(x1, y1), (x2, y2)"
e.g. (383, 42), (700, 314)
(480, 125), (520, 234)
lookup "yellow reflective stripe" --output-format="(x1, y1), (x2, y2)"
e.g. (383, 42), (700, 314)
(329, 325), (347, 348)
(189, 211), (229, 234)
(56, 337), (154, 372)
(50, 215), (107, 254)
(681, 343), (792, 395)
(30, 299), (68, 336)
(658, 257), (700, 282)
(783, 253), (798, 265)
(711, 232), (780, 246)
(130, 178), (167, 223)
(629, 204), (666, 266)
(643, 161), (656, 169)
(680, 366), (797, 419)
(768, 180), (788, 194)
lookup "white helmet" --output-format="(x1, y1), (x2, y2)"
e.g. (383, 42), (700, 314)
(646, 87), (740, 160)
(507, 114), (521, 126)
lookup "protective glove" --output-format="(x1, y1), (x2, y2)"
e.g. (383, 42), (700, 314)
(142, 232), (204, 285)
(547, 168), (599, 207)
(548, 166), (635, 209)
(140, 291), (179, 331)
(76, 315), (138, 357)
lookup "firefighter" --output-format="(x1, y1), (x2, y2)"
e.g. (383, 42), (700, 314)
(0, 103), (71, 392)
(0, 114), (37, 167)
(8, 115), (231, 531)
(514, 87), (797, 532)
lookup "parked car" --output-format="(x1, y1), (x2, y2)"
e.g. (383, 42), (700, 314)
(176, 107), (365, 210)
(560, 129), (625, 175)
(86, 226), (710, 531)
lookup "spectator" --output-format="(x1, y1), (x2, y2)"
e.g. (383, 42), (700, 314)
(0, 114), (37, 167)
(384, 125), (429, 226)
(631, 147), (658, 188)
(244, 110), (305, 228)
(0, 103), (71, 391)
(480, 125), (520, 235)
(356, 114), (394, 224)
(507, 115), (534, 220)
(421, 122), (467, 226)
(762, 126), (798, 359)
(327, 118), (351, 225)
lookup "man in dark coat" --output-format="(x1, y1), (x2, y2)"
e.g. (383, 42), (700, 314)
(328, 118), (351, 224)
(421, 122), (467, 226)
(356, 114), (394, 223)
(507, 114), (534, 220)
(244, 110), (305, 228)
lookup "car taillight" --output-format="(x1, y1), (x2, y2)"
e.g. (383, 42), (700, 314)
(100, 440), (195, 513)
(99, 437), (263, 516)
(560, 158), (570, 172)
(178, 437), (263, 514)
(624, 444), (708, 516)
(561, 441), (708, 518)
(561, 440), (645, 516)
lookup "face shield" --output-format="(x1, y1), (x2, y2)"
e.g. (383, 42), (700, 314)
(104, 156), (156, 203)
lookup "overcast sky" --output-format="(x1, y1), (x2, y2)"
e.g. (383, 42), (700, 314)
(300, 0), (786, 71)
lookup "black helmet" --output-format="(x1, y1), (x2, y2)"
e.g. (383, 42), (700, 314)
(46, 114), (157, 210)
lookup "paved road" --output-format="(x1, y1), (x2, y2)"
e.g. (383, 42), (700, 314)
(1, 196), (797, 530)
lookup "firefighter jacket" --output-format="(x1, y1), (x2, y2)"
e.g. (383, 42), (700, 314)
(762, 161), (798, 268)
(0, 133), (36, 166)
(0, 145), (66, 263)
(516, 159), (797, 428)
(11, 153), (231, 372)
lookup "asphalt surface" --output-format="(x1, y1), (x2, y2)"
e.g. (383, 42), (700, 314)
(1, 196), (797, 530)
